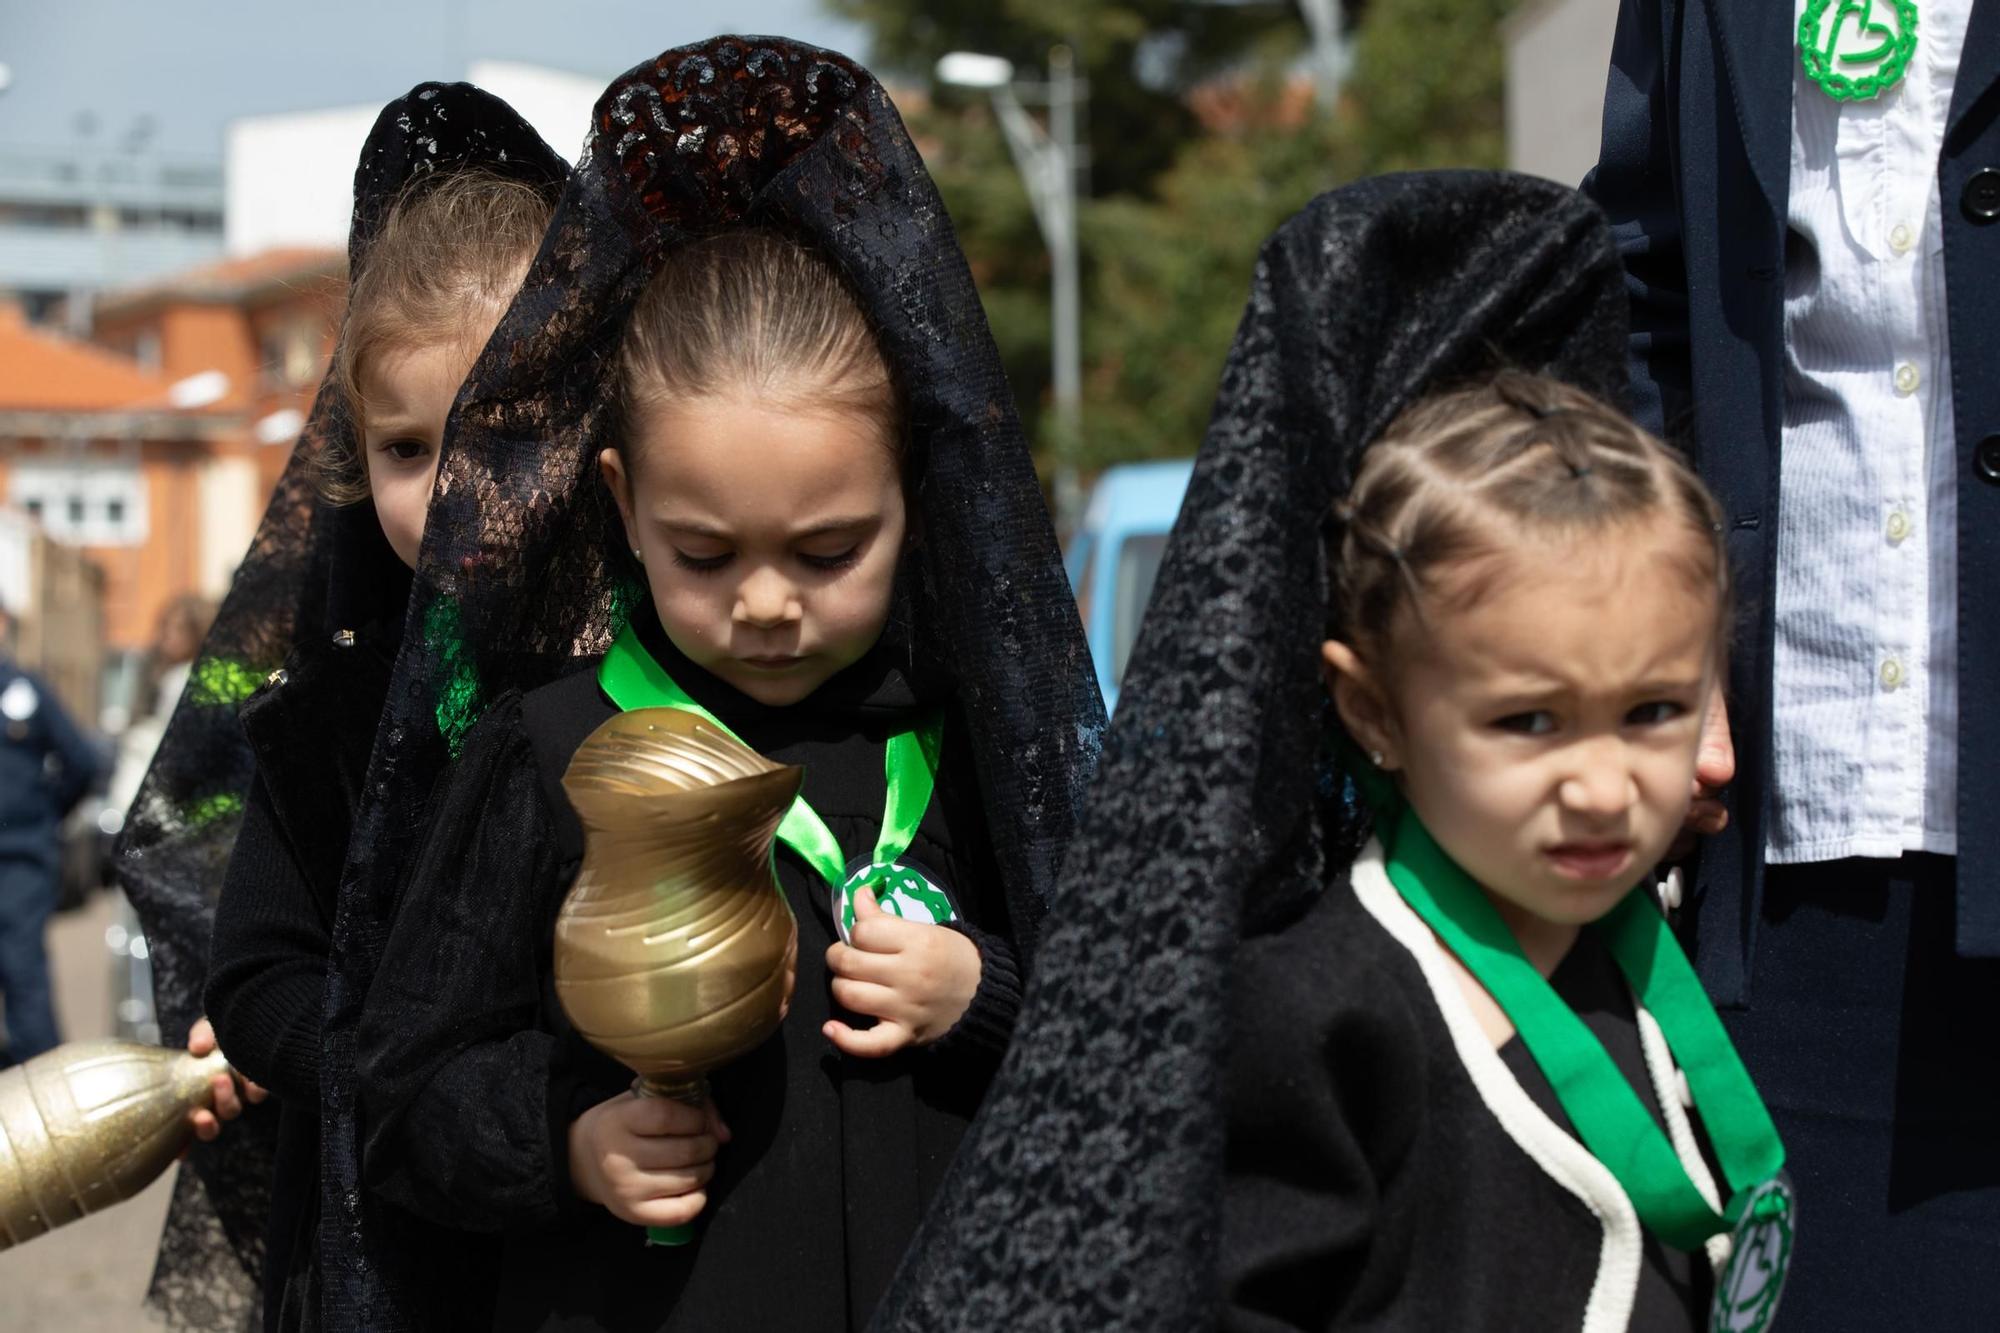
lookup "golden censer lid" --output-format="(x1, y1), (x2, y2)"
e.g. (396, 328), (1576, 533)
(555, 708), (802, 1093)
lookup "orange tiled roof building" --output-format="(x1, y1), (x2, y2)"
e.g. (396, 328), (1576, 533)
(0, 246), (341, 656)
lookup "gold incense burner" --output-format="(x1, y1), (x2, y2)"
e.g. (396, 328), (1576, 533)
(554, 708), (801, 1099)
(0, 1039), (230, 1250)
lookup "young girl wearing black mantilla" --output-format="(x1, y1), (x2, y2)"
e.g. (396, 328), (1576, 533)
(351, 37), (1102, 1333)
(868, 173), (1793, 1333)
(1222, 370), (1791, 1332)
(121, 85), (563, 1330)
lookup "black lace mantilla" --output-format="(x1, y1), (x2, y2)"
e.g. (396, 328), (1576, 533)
(115, 83), (565, 1330)
(869, 171), (1631, 1331)
(316, 37), (1103, 1330)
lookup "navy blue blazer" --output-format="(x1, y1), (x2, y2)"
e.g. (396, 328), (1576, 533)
(1585, 0), (2000, 1002)
(0, 658), (98, 866)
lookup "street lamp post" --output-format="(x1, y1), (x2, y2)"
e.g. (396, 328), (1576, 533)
(935, 48), (1086, 538)
(1298, 0), (1353, 109)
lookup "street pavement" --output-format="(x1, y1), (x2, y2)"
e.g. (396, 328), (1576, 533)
(0, 889), (174, 1331)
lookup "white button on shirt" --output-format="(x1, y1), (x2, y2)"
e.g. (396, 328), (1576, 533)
(1772, 0), (1970, 863)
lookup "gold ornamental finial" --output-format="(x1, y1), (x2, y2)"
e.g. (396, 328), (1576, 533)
(0, 1039), (230, 1250)
(555, 707), (801, 1098)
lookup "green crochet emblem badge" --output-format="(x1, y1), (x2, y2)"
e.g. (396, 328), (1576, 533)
(189, 656), (267, 707)
(837, 860), (957, 943)
(1709, 1174), (1796, 1333)
(1800, 0), (1919, 102)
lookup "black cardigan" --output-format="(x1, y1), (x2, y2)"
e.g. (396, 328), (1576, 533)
(205, 620), (396, 1332)
(1221, 841), (1723, 1332)
(357, 616), (1020, 1332)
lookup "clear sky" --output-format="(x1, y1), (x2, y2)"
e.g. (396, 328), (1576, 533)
(0, 1), (869, 158)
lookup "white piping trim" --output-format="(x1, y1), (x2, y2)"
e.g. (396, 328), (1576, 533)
(1348, 840), (1641, 1333)
(1635, 1007), (1734, 1275)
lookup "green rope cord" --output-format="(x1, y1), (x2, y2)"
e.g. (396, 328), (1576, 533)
(423, 596), (483, 757)
(606, 570), (642, 641)
(188, 657), (267, 708)
(426, 569), (644, 758)
(184, 789), (246, 828)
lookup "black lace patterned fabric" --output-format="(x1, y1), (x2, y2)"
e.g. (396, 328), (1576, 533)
(113, 84), (565, 1330)
(315, 37), (1104, 1330)
(869, 172), (1632, 1331)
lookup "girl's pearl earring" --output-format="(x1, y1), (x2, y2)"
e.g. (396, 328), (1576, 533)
(632, 548), (644, 563)
(1369, 749), (1387, 768)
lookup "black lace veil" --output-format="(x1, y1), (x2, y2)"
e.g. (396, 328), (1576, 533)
(112, 83), (565, 1328)
(870, 171), (1632, 1331)
(314, 37), (1103, 1328)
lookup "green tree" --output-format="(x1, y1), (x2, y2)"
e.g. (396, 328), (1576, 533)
(837, 0), (1517, 478)
(900, 100), (1052, 445)
(834, 0), (1323, 195)
(1080, 0), (1515, 467)
(1335, 0), (1514, 174)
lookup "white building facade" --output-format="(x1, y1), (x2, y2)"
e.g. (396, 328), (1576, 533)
(225, 61), (604, 256)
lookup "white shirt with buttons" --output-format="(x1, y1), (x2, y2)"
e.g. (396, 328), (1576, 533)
(1772, 0), (1971, 863)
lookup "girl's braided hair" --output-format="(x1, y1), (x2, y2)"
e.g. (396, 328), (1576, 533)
(1328, 370), (1730, 660)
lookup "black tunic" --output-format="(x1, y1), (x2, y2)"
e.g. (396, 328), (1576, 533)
(1221, 842), (1719, 1332)
(205, 619), (397, 1332)
(358, 613), (1020, 1332)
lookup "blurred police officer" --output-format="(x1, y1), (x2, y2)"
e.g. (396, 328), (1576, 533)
(0, 605), (102, 1063)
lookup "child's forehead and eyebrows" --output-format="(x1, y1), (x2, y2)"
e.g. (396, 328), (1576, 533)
(1391, 578), (1719, 703)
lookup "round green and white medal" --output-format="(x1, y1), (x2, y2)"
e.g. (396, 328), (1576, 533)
(1800, 0), (1920, 101)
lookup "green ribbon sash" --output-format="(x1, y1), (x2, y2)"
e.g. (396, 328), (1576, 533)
(1379, 801), (1786, 1255)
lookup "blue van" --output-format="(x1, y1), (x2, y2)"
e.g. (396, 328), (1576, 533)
(1064, 459), (1194, 713)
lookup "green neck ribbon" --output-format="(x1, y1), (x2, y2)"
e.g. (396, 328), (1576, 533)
(1377, 799), (1786, 1253)
(597, 624), (942, 896)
